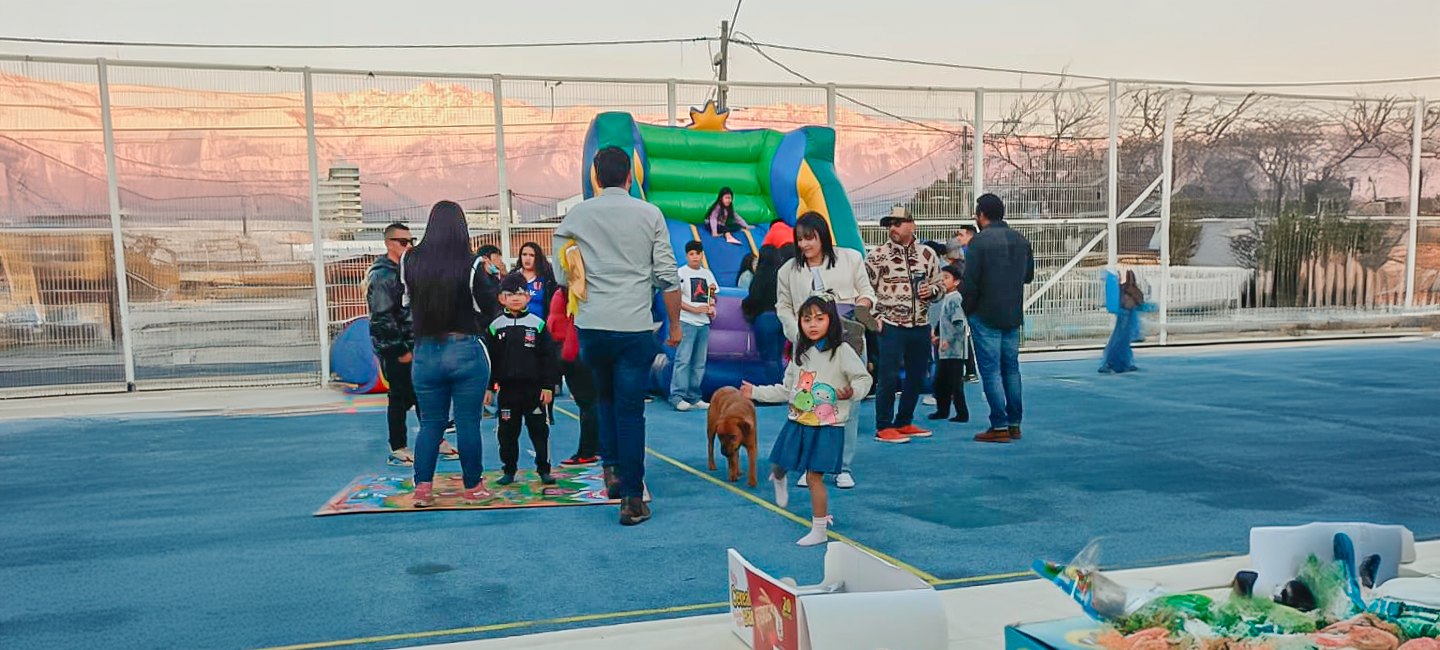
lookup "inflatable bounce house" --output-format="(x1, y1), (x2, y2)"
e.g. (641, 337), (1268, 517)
(579, 102), (865, 396)
(329, 103), (866, 398)
(330, 317), (389, 395)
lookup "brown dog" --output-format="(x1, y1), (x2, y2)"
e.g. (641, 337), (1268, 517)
(706, 386), (758, 488)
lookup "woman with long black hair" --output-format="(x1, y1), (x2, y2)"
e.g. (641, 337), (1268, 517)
(774, 212), (877, 490)
(742, 243), (796, 387)
(403, 201), (500, 507)
(512, 241), (558, 318)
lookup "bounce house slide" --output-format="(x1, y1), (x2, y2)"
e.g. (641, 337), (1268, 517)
(580, 105), (865, 395)
(330, 107), (866, 400)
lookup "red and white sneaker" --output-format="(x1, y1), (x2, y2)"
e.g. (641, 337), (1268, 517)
(895, 424), (932, 438)
(874, 428), (911, 444)
(461, 480), (493, 503)
(412, 482), (435, 508)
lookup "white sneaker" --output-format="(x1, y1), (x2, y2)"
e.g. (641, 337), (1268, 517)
(771, 475), (789, 509)
(387, 447), (415, 467)
(694, 401), (710, 410)
(674, 401), (693, 412)
(437, 439), (459, 460)
(835, 472), (856, 489)
(796, 473), (809, 488)
(797, 516), (832, 547)
(922, 396), (937, 406)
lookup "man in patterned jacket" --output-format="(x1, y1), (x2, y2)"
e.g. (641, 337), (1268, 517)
(866, 211), (946, 444)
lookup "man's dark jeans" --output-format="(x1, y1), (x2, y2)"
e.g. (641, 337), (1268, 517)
(381, 355), (418, 451)
(970, 317), (1023, 430)
(576, 329), (657, 498)
(875, 324), (931, 431)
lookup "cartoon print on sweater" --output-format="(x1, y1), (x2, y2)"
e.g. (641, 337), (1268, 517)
(789, 369), (839, 426)
(811, 384), (839, 425)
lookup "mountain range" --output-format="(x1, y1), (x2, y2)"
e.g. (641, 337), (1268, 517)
(0, 73), (965, 224)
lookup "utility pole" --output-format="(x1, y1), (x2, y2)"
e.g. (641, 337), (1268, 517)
(717, 20), (730, 111)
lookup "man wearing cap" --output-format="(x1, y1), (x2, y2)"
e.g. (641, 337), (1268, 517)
(962, 194), (1034, 443)
(865, 210), (946, 444)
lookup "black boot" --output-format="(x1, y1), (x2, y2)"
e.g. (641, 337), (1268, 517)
(620, 496), (651, 526)
(603, 465), (620, 499)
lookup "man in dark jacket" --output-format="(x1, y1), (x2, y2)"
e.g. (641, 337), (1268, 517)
(961, 194), (1035, 444)
(367, 222), (458, 465)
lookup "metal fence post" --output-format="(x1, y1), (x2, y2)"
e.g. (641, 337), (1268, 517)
(1405, 98), (1424, 308)
(493, 74), (512, 261)
(1159, 91), (1176, 345)
(826, 83), (837, 128)
(1107, 80), (1119, 270)
(97, 58), (136, 390)
(667, 79), (677, 127)
(973, 89), (985, 202)
(303, 69), (331, 386)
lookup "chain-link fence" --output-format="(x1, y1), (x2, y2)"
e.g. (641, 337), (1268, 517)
(2, 56), (1436, 396)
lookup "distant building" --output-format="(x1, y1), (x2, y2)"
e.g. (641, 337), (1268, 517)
(464, 207), (521, 228)
(557, 194), (584, 218)
(319, 161), (362, 226)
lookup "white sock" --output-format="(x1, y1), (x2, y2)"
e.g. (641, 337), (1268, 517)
(797, 516), (832, 547)
(771, 475), (789, 509)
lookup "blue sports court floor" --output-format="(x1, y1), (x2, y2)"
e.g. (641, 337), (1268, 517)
(2, 339), (1438, 650)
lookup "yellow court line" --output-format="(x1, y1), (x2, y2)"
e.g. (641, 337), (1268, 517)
(555, 405), (1032, 589)
(643, 447), (942, 585)
(250, 602), (727, 650)
(554, 405), (580, 420)
(930, 571), (1036, 586)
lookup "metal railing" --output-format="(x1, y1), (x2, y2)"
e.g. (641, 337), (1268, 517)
(1, 54), (1437, 396)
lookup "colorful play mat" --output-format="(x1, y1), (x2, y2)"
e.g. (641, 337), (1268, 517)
(316, 464), (646, 516)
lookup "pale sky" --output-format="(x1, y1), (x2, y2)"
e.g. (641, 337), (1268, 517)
(3, 0), (1439, 93)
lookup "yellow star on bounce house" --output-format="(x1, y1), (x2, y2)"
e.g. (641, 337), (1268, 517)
(688, 100), (730, 131)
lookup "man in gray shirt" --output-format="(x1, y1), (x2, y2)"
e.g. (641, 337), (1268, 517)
(553, 146), (681, 526)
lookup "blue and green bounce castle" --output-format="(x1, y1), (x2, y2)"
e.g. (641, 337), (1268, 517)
(579, 103), (864, 394)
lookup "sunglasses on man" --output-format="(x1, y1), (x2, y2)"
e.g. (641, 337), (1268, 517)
(388, 237), (417, 246)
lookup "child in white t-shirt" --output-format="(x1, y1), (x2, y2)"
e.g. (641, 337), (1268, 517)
(671, 240), (719, 411)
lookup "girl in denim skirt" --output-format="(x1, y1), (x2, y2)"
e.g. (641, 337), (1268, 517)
(742, 294), (873, 546)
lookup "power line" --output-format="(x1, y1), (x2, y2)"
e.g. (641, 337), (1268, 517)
(732, 37), (1440, 89)
(4, 34), (1432, 88)
(730, 0), (746, 34)
(0, 35), (713, 50)
(734, 34), (965, 137)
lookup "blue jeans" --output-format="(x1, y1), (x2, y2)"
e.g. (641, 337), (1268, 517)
(842, 404), (859, 473)
(668, 322), (710, 405)
(1100, 309), (1139, 373)
(412, 335), (491, 488)
(752, 311), (785, 385)
(577, 329), (656, 499)
(875, 325), (931, 431)
(969, 318), (1023, 430)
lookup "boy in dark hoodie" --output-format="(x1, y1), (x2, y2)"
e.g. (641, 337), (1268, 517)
(486, 272), (561, 485)
(367, 223), (459, 466)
